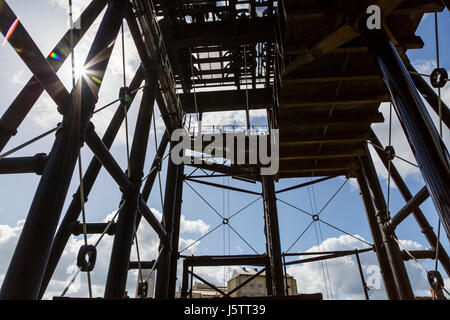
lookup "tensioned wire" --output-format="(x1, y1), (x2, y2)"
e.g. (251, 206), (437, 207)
(69, 0), (92, 298)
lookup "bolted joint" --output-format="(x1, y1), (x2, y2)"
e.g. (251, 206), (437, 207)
(120, 179), (138, 196)
(383, 220), (394, 234)
(72, 191), (88, 204)
(33, 153), (48, 175)
(0, 119), (18, 136)
(156, 156), (162, 172)
(55, 122), (64, 136)
(375, 209), (388, 221)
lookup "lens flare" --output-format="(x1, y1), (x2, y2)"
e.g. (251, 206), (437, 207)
(91, 76), (102, 85)
(107, 39), (116, 49)
(50, 51), (61, 61)
(3, 17), (20, 45)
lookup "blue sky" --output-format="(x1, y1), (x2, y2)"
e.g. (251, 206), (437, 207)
(0, 1), (448, 299)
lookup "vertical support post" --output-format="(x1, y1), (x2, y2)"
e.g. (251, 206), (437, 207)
(359, 144), (414, 300)
(355, 250), (369, 300)
(357, 168), (398, 300)
(155, 146), (179, 298)
(180, 260), (189, 298)
(189, 265), (194, 298)
(360, 25), (450, 240)
(261, 175), (285, 296)
(0, 0), (127, 300)
(283, 254), (289, 296)
(265, 259), (273, 296)
(168, 164), (184, 298)
(104, 81), (157, 298)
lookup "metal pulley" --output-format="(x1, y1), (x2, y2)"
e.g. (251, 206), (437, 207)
(77, 244), (97, 272)
(430, 68), (448, 88)
(427, 270), (444, 290)
(384, 146), (395, 161)
(119, 87), (132, 105)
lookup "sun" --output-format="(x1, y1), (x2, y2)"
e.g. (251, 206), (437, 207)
(74, 63), (86, 79)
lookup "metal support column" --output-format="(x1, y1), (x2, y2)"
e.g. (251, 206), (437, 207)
(359, 144), (415, 300)
(0, 0), (127, 299)
(168, 164), (184, 298)
(180, 260), (189, 298)
(104, 81), (157, 298)
(361, 25), (450, 239)
(261, 175), (285, 296)
(155, 144), (179, 298)
(357, 169), (398, 300)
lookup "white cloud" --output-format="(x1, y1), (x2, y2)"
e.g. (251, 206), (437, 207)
(286, 235), (446, 300)
(47, 0), (91, 17)
(180, 215), (210, 235)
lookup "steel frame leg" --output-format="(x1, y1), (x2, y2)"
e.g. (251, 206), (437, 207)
(359, 144), (414, 300)
(262, 175), (285, 296)
(357, 169), (399, 300)
(155, 145), (182, 298)
(168, 164), (184, 298)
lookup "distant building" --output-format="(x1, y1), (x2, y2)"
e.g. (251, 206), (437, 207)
(177, 267), (297, 298)
(227, 267), (297, 297)
(188, 282), (228, 298)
